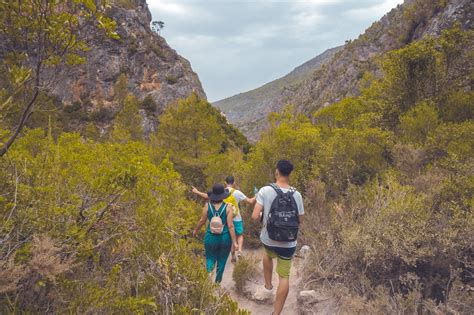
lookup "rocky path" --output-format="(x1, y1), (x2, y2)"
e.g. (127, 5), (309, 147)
(220, 248), (303, 315)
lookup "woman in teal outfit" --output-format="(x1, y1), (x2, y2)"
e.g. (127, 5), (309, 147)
(193, 184), (238, 283)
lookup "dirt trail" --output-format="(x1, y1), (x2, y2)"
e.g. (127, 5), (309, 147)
(220, 248), (303, 315)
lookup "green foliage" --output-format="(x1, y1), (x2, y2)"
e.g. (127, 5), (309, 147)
(203, 149), (244, 188)
(298, 26), (474, 313)
(313, 97), (377, 130)
(166, 75), (179, 85)
(440, 90), (474, 123)
(399, 101), (439, 145)
(140, 95), (157, 112)
(0, 129), (240, 313)
(155, 93), (248, 187)
(399, 0), (447, 44)
(321, 127), (393, 193)
(88, 104), (115, 122)
(114, 0), (138, 10)
(243, 106), (322, 192)
(82, 122), (101, 141)
(111, 95), (143, 142)
(114, 74), (129, 107)
(0, 0), (119, 156)
(0, 15), (472, 314)
(376, 25), (473, 129)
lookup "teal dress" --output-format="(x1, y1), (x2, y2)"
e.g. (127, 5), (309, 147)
(204, 202), (232, 283)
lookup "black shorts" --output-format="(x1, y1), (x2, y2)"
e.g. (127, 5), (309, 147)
(263, 244), (296, 259)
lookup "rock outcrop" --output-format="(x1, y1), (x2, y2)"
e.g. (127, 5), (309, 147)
(288, 0), (473, 116)
(50, 0), (206, 133)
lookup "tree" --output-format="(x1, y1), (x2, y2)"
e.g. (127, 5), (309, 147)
(155, 93), (226, 185)
(111, 95), (143, 142)
(0, 130), (241, 313)
(399, 101), (439, 145)
(244, 106), (323, 191)
(0, 0), (119, 157)
(114, 74), (129, 106)
(151, 21), (165, 34)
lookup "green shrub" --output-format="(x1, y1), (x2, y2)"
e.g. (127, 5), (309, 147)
(89, 106), (115, 122)
(399, 101), (439, 145)
(139, 95), (157, 112)
(114, 0), (137, 10)
(232, 256), (258, 294)
(165, 75), (179, 85)
(64, 101), (82, 113)
(127, 38), (138, 54)
(0, 130), (241, 313)
(298, 25), (474, 313)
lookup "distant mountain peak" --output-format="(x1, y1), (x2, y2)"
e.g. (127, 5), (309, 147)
(214, 46), (342, 142)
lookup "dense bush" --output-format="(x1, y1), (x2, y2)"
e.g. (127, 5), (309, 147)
(155, 93), (249, 188)
(225, 25), (473, 313)
(0, 130), (241, 313)
(0, 13), (472, 315)
(295, 26), (474, 313)
(140, 95), (158, 112)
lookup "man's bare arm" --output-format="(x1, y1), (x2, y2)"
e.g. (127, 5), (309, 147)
(252, 202), (263, 221)
(243, 196), (256, 205)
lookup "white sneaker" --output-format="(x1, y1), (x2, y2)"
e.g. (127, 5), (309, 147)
(252, 285), (274, 302)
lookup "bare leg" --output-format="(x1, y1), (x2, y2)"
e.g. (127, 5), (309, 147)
(273, 276), (289, 315)
(263, 253), (273, 289)
(231, 242), (237, 262)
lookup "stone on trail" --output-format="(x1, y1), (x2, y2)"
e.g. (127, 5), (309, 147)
(299, 245), (311, 258)
(297, 290), (319, 304)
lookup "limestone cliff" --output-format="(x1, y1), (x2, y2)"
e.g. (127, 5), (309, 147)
(289, 0), (473, 116)
(51, 0), (206, 133)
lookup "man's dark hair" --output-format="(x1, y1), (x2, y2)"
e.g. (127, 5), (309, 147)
(276, 160), (294, 177)
(225, 175), (235, 185)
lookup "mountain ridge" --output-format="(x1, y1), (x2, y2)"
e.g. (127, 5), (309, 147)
(215, 0), (473, 141)
(214, 46), (342, 141)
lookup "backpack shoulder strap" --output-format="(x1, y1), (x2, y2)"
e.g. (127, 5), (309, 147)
(208, 203), (217, 216)
(268, 183), (283, 196)
(216, 203), (227, 217)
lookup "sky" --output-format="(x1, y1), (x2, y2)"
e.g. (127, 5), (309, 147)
(147, 0), (404, 102)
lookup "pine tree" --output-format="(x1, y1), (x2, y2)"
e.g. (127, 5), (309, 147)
(111, 95), (143, 142)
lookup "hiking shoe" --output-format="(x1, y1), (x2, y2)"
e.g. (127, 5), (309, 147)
(231, 254), (237, 263)
(252, 285), (274, 302)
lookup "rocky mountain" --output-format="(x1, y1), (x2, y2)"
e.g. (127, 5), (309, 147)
(50, 0), (206, 134)
(214, 46), (342, 142)
(216, 0), (473, 141)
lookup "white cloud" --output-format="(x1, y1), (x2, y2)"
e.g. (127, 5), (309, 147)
(343, 0), (402, 21)
(147, 0), (404, 101)
(148, 0), (188, 16)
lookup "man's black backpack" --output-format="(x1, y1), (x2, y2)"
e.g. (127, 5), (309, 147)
(265, 183), (300, 242)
